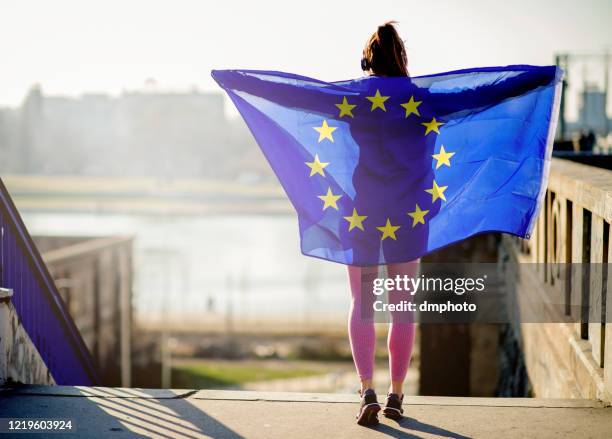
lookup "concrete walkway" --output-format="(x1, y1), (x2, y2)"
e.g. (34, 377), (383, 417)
(0, 386), (610, 438)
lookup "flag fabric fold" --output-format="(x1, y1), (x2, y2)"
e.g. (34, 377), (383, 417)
(212, 65), (563, 266)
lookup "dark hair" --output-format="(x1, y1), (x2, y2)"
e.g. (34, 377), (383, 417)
(361, 21), (408, 77)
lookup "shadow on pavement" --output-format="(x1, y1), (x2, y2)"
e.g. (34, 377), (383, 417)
(374, 416), (472, 439)
(0, 386), (244, 438)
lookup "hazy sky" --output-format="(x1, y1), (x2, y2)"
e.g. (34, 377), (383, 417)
(1, 0), (610, 109)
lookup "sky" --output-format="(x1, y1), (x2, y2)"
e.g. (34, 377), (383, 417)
(1, 0), (611, 114)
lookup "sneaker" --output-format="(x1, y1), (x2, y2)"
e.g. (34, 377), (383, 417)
(383, 393), (404, 420)
(356, 388), (381, 426)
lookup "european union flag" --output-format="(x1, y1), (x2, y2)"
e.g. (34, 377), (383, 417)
(212, 65), (563, 266)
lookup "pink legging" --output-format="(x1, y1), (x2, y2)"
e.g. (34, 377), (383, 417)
(347, 260), (418, 382)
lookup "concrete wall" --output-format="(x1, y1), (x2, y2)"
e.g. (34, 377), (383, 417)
(0, 289), (54, 385)
(36, 236), (134, 387)
(419, 235), (502, 397)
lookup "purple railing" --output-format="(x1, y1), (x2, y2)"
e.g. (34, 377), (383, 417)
(0, 177), (99, 385)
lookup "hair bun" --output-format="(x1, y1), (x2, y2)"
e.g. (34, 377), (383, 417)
(377, 21), (397, 40)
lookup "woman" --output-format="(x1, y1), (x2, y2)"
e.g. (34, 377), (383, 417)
(350, 21), (418, 427)
(212, 19), (560, 429)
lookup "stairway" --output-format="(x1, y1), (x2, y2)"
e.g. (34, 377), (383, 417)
(0, 178), (98, 385)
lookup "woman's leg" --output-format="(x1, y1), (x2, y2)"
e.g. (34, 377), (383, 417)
(386, 259), (419, 396)
(347, 264), (378, 392)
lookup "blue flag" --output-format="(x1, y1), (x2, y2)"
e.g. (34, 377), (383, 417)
(212, 65), (563, 266)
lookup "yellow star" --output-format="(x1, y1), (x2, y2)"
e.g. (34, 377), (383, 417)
(400, 96), (422, 118)
(407, 204), (429, 227)
(425, 180), (448, 203)
(432, 145), (455, 169)
(313, 120), (338, 143)
(305, 154), (329, 177)
(317, 187), (342, 210)
(335, 97), (357, 118)
(421, 117), (445, 135)
(376, 218), (401, 241)
(343, 208), (367, 231)
(366, 89), (390, 112)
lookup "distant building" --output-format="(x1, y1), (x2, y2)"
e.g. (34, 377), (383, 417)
(578, 85), (608, 135)
(0, 84), (273, 181)
(0, 107), (21, 172)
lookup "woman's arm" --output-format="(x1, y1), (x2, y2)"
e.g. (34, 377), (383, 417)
(413, 65), (562, 117)
(211, 69), (355, 114)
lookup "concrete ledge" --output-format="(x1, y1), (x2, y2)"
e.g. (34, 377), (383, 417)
(3, 385), (195, 399)
(4, 386), (605, 408)
(193, 389), (606, 408)
(0, 288), (13, 302)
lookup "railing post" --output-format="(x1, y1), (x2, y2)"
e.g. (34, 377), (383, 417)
(605, 224), (612, 397)
(589, 215), (605, 366)
(563, 199), (573, 316)
(537, 195), (546, 264)
(571, 204), (584, 333)
(119, 246), (132, 388)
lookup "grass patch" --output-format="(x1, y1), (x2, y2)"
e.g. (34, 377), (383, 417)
(172, 360), (322, 389)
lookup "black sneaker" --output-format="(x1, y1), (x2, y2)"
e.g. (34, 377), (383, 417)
(383, 393), (404, 420)
(356, 388), (381, 426)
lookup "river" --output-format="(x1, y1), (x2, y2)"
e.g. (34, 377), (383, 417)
(21, 212), (350, 329)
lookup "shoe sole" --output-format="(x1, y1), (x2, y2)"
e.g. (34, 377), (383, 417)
(382, 407), (403, 420)
(356, 403), (381, 426)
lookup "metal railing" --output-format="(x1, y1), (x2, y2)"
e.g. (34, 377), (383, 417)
(0, 177), (99, 385)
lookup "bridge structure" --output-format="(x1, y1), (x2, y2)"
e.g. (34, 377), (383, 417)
(0, 158), (611, 438)
(502, 158), (612, 401)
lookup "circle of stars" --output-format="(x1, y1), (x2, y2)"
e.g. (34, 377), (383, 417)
(305, 89), (456, 241)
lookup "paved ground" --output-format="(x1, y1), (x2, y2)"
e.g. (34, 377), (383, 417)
(0, 386), (610, 438)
